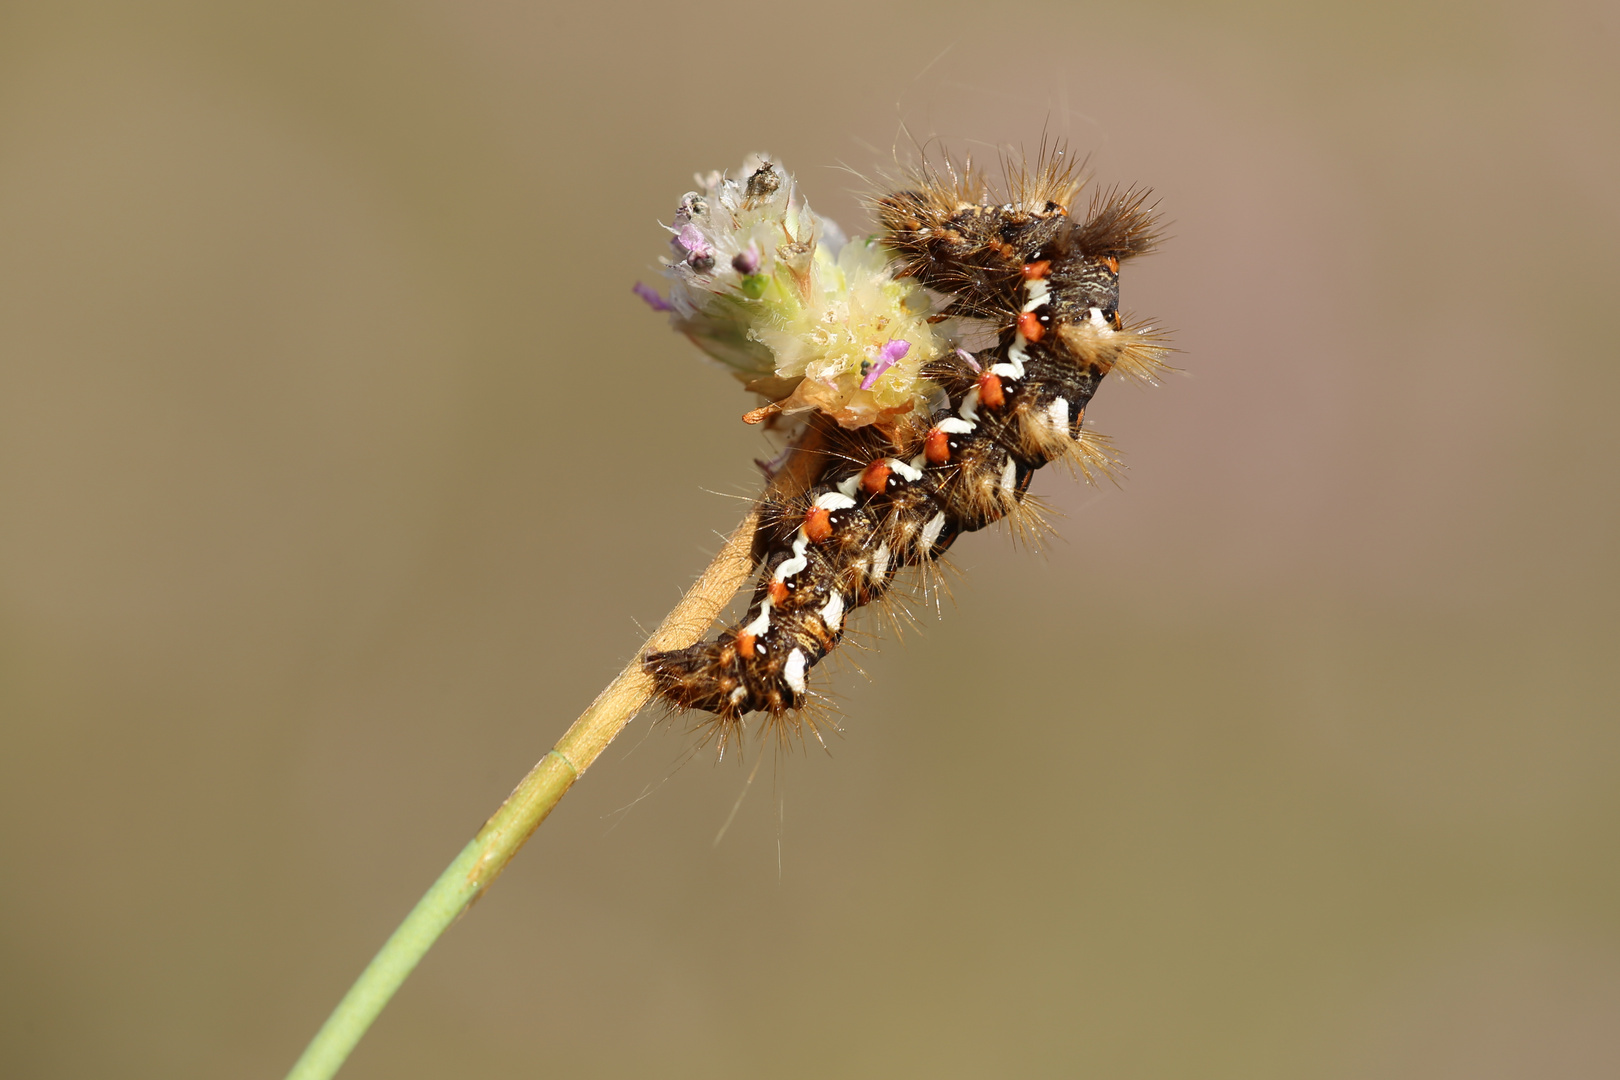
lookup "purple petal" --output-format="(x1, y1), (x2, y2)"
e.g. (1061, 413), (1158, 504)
(861, 340), (911, 391)
(956, 347), (981, 372)
(677, 224), (710, 257)
(754, 442), (796, 480)
(633, 281), (672, 312)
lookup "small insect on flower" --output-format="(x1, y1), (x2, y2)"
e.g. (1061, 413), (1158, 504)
(638, 148), (1171, 755)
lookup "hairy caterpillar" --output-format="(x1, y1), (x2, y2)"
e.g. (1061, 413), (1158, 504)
(640, 150), (1168, 749)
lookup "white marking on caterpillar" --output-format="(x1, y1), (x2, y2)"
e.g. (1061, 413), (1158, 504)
(742, 605), (772, 638)
(1000, 456), (1018, 493)
(836, 473), (862, 499)
(937, 417), (975, 435)
(1023, 283), (1050, 312)
(815, 492), (857, 511)
(774, 533), (811, 580)
(729, 685), (748, 706)
(958, 386), (981, 423)
(1007, 338), (1028, 375)
(921, 512), (947, 550)
(909, 453), (929, 473)
(1088, 307), (1112, 331)
(991, 361), (1022, 380)
(889, 457), (922, 482)
(783, 648), (808, 693)
(820, 592), (845, 632)
(1047, 396), (1070, 430)
(872, 542), (891, 580)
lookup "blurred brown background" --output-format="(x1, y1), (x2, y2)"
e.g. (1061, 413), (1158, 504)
(2, 1), (1617, 1077)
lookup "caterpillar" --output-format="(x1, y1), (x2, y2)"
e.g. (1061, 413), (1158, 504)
(639, 150), (1168, 749)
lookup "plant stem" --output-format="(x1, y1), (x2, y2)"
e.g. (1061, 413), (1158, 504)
(284, 423), (828, 1080)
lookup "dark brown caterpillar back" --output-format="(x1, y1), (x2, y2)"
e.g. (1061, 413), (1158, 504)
(645, 155), (1169, 749)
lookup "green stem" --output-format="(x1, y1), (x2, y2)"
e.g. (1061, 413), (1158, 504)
(284, 423), (828, 1080)
(285, 751), (577, 1080)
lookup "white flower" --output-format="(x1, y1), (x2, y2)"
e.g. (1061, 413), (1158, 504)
(637, 154), (955, 430)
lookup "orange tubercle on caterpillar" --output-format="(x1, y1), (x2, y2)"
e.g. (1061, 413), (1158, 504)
(1017, 310), (1045, 343)
(804, 506), (833, 543)
(978, 371), (1005, 410)
(861, 459), (891, 497)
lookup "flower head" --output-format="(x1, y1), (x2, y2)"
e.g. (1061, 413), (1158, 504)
(653, 154), (954, 430)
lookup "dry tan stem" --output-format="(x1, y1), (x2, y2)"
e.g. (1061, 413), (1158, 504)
(465, 418), (831, 897)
